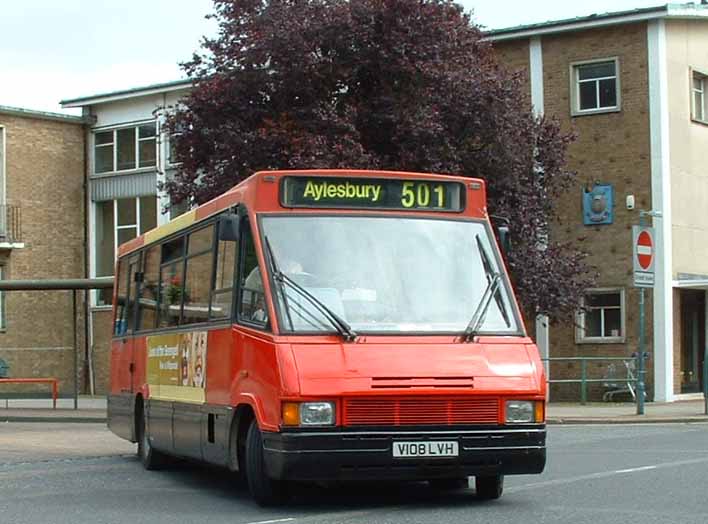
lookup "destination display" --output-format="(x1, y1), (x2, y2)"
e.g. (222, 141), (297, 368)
(280, 176), (464, 212)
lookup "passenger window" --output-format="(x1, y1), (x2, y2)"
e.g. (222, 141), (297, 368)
(239, 221), (268, 327)
(210, 220), (238, 320)
(162, 236), (185, 264)
(114, 259), (128, 336)
(182, 225), (215, 325)
(138, 245), (160, 330)
(188, 225), (214, 255)
(159, 236), (186, 328)
(114, 255), (138, 336)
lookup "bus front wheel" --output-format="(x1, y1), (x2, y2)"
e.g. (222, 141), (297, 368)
(245, 420), (286, 506)
(475, 474), (504, 500)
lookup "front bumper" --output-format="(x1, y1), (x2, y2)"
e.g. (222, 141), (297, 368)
(262, 425), (546, 481)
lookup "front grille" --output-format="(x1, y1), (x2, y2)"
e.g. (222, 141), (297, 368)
(343, 397), (499, 426)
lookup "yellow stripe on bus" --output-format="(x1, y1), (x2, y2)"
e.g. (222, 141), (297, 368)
(150, 384), (205, 404)
(144, 210), (197, 245)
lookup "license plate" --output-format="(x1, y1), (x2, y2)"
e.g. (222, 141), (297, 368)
(392, 441), (459, 458)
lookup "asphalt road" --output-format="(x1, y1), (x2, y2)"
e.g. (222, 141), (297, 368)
(1, 422), (707, 524)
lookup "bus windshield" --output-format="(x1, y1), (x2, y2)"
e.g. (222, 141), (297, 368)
(260, 215), (520, 335)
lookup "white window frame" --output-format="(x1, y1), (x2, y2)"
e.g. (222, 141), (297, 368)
(93, 120), (158, 175)
(570, 57), (621, 116)
(166, 130), (183, 167)
(137, 123), (158, 169)
(92, 197), (157, 307)
(691, 69), (707, 125)
(576, 288), (626, 344)
(113, 198), (141, 261)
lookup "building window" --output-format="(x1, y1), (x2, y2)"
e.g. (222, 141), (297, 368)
(167, 130), (182, 166)
(95, 196), (157, 305)
(692, 71), (707, 124)
(571, 58), (620, 115)
(94, 122), (157, 174)
(576, 289), (625, 343)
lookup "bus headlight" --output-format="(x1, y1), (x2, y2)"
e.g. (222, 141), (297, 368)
(282, 401), (335, 426)
(505, 400), (534, 423)
(300, 402), (335, 426)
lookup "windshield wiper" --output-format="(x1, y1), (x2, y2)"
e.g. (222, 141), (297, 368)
(462, 273), (501, 342)
(263, 235), (294, 330)
(264, 236), (357, 342)
(462, 234), (511, 342)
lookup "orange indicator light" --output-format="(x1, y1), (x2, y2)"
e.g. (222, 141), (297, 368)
(535, 401), (545, 423)
(282, 402), (300, 426)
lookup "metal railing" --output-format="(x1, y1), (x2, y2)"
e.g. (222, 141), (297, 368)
(0, 204), (21, 243)
(542, 356), (641, 405)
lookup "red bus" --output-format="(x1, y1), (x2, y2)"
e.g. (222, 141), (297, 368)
(108, 170), (546, 505)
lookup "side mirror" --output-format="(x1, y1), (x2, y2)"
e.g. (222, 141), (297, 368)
(497, 224), (511, 255)
(218, 213), (240, 241)
(490, 215), (511, 255)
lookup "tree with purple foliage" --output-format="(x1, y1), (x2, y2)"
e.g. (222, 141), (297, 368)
(164, 0), (595, 323)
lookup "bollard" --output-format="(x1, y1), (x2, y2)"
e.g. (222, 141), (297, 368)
(580, 360), (587, 405)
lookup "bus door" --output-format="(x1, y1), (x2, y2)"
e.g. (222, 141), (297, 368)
(113, 253), (140, 394)
(199, 216), (240, 464)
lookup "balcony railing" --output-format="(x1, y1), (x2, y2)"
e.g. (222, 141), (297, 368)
(0, 205), (22, 245)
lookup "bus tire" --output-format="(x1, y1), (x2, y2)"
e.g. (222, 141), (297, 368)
(475, 474), (504, 500)
(245, 420), (286, 506)
(429, 477), (469, 491)
(227, 420), (247, 486)
(136, 403), (167, 471)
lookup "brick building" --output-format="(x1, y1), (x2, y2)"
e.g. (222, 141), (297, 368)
(0, 106), (87, 395)
(487, 3), (708, 401)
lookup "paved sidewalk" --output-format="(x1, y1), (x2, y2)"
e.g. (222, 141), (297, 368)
(0, 396), (107, 423)
(547, 399), (708, 424)
(1, 396), (707, 424)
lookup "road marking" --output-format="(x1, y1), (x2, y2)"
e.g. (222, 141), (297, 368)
(244, 519), (296, 524)
(614, 465), (657, 474)
(508, 456), (708, 493)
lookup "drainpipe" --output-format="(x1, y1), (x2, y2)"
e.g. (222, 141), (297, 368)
(82, 108), (95, 395)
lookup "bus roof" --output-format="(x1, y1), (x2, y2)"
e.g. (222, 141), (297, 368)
(117, 169), (486, 258)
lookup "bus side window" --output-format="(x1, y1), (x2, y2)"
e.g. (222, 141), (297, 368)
(114, 258), (129, 336)
(114, 254), (139, 336)
(210, 220), (238, 320)
(182, 225), (215, 325)
(158, 236), (186, 328)
(238, 221), (268, 328)
(138, 244), (160, 331)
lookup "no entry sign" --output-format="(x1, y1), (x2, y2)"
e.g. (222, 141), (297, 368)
(633, 226), (655, 287)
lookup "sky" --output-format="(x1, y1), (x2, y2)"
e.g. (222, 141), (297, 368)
(0, 0), (667, 115)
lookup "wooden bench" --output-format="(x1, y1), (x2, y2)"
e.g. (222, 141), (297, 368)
(0, 378), (59, 409)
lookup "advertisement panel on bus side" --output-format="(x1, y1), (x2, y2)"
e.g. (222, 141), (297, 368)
(147, 331), (208, 403)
